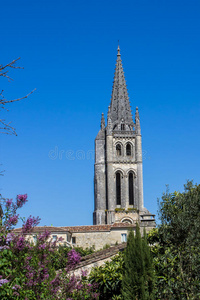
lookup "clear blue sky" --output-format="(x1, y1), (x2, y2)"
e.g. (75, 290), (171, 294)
(1, 0), (200, 226)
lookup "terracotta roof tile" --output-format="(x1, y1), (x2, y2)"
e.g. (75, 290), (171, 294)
(13, 223), (136, 234)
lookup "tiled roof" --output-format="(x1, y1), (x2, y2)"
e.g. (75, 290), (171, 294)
(112, 222), (135, 228)
(13, 223), (136, 234)
(13, 226), (66, 233)
(75, 243), (126, 269)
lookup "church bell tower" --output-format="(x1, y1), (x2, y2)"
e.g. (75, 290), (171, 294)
(93, 46), (153, 225)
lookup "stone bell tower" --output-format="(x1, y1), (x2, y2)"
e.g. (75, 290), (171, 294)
(93, 46), (154, 225)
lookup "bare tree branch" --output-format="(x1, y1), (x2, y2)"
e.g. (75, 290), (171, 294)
(0, 165), (5, 176)
(0, 58), (22, 81)
(0, 89), (36, 109)
(0, 119), (17, 135)
(0, 58), (35, 136)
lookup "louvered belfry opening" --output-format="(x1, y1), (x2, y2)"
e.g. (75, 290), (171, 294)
(126, 143), (131, 156)
(116, 172), (121, 205)
(129, 173), (134, 205)
(116, 144), (122, 156)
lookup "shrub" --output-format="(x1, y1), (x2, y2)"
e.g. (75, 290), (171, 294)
(89, 252), (124, 300)
(0, 194), (99, 299)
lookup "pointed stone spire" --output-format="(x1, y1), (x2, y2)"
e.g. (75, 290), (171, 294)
(110, 46), (133, 129)
(101, 113), (105, 130)
(135, 107), (141, 135)
(107, 106), (112, 135)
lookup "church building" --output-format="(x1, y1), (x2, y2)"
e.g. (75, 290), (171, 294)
(93, 46), (154, 226)
(15, 47), (155, 250)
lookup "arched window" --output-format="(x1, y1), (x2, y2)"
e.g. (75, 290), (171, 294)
(122, 218), (133, 224)
(116, 172), (121, 205)
(116, 144), (121, 156)
(126, 143), (131, 156)
(129, 173), (134, 205)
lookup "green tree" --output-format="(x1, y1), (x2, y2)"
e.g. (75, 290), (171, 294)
(122, 224), (154, 300)
(150, 181), (200, 300)
(89, 252), (124, 300)
(142, 229), (155, 297)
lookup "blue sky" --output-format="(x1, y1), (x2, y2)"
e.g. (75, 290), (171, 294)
(1, 0), (200, 226)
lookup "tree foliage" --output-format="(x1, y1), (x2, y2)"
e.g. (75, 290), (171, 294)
(1, 181), (200, 299)
(50, 244), (95, 270)
(122, 225), (154, 300)
(89, 252), (124, 300)
(149, 181), (200, 300)
(0, 194), (99, 299)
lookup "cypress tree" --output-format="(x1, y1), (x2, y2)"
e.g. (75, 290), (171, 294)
(122, 224), (154, 300)
(142, 229), (155, 299)
(121, 230), (136, 299)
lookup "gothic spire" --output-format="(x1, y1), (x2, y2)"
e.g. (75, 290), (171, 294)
(135, 107), (141, 135)
(107, 106), (112, 135)
(101, 113), (105, 130)
(110, 46), (133, 128)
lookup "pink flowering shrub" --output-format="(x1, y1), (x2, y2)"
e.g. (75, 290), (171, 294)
(57, 270), (99, 300)
(0, 194), (99, 299)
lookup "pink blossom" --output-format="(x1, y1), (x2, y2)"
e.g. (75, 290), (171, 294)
(0, 245), (9, 250)
(81, 270), (87, 277)
(16, 194), (28, 208)
(58, 236), (64, 242)
(38, 243), (46, 250)
(67, 249), (81, 266)
(12, 284), (21, 290)
(22, 216), (40, 233)
(0, 279), (9, 286)
(7, 215), (18, 226)
(16, 236), (25, 251)
(6, 232), (13, 244)
(38, 230), (51, 241)
(5, 198), (12, 209)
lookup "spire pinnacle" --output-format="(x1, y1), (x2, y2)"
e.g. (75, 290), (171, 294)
(117, 44), (121, 56)
(107, 106), (112, 135)
(101, 113), (105, 130)
(135, 107), (141, 135)
(109, 47), (133, 129)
